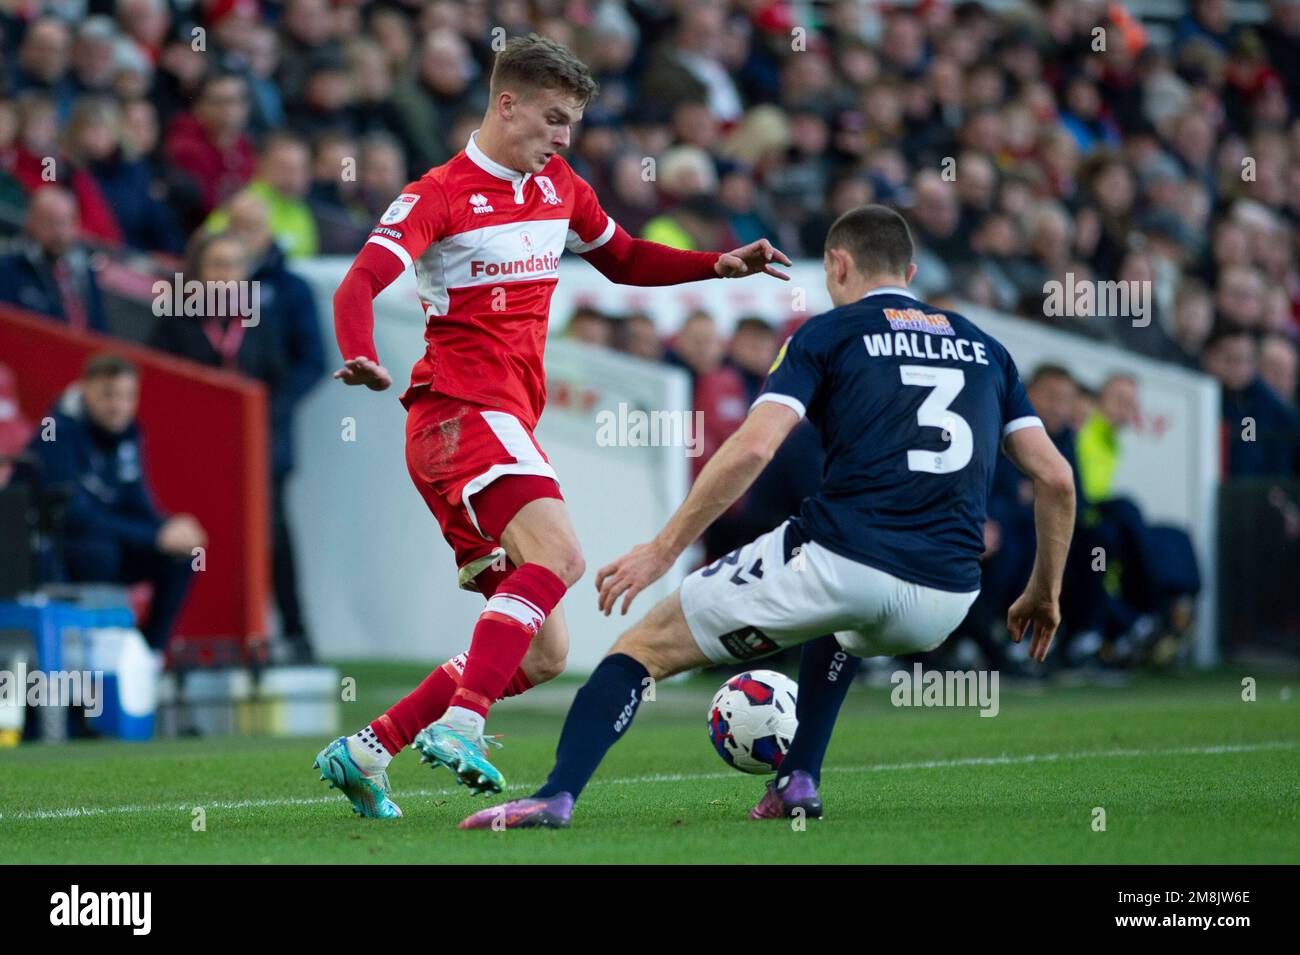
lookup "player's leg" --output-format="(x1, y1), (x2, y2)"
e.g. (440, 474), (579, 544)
(320, 582), (567, 817)
(746, 634), (862, 820)
(458, 593), (708, 830)
(445, 496), (582, 728)
(517, 599), (569, 685)
(414, 494), (579, 793)
(460, 521), (826, 830)
(400, 595), (570, 726)
(784, 636), (861, 785)
(746, 633), (862, 820)
(749, 561), (979, 820)
(316, 400), (567, 811)
(362, 555), (567, 750)
(398, 403), (571, 793)
(326, 504), (573, 806)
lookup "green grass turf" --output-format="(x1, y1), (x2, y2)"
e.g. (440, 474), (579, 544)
(1, 665), (1297, 864)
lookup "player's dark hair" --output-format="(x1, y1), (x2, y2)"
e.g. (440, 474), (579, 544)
(825, 204), (914, 278)
(83, 352), (138, 381)
(490, 34), (599, 105)
(1028, 364), (1074, 388)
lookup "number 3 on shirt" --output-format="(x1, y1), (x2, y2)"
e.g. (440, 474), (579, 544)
(899, 365), (972, 474)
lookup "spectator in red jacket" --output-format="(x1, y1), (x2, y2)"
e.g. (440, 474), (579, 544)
(5, 92), (124, 247)
(664, 309), (749, 476)
(163, 70), (256, 216)
(725, 316), (779, 404)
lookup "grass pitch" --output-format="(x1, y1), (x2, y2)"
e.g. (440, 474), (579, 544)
(2, 665), (1297, 864)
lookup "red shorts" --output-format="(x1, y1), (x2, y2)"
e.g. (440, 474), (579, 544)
(405, 390), (563, 590)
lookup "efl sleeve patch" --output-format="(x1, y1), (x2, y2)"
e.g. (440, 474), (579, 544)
(769, 337), (790, 373)
(380, 193), (421, 225)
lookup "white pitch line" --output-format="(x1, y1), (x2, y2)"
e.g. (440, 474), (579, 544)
(1, 740), (1295, 823)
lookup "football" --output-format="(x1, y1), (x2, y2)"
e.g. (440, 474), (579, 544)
(707, 670), (799, 774)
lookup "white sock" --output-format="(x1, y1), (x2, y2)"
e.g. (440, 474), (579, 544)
(441, 705), (486, 739)
(346, 726), (392, 774)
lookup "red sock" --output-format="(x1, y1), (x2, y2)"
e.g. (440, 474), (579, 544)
(371, 653), (467, 754)
(370, 655), (538, 754)
(501, 667), (533, 698)
(452, 563), (566, 718)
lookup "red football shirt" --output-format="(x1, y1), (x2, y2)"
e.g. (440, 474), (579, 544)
(363, 131), (615, 427)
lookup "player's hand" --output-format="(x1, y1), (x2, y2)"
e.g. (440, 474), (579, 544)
(595, 539), (676, 616)
(333, 356), (392, 391)
(1006, 586), (1060, 663)
(714, 239), (791, 281)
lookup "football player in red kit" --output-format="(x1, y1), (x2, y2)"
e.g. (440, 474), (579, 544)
(314, 33), (790, 817)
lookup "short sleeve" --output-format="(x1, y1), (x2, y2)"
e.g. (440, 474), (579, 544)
(1000, 352), (1043, 438)
(753, 329), (822, 420)
(364, 179), (449, 270)
(564, 170), (616, 254)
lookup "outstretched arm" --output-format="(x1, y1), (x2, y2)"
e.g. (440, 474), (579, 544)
(595, 400), (801, 614)
(579, 223), (790, 286)
(331, 242), (405, 390)
(1002, 425), (1076, 661)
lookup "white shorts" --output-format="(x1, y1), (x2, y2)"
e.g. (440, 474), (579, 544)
(680, 521), (979, 664)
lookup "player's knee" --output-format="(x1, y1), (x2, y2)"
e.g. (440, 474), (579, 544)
(523, 650), (566, 685)
(542, 545), (585, 588)
(610, 630), (670, 680)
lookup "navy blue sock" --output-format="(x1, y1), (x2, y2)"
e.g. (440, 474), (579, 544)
(779, 635), (860, 785)
(533, 653), (649, 801)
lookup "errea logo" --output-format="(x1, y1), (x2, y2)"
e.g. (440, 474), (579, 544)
(470, 193), (494, 214)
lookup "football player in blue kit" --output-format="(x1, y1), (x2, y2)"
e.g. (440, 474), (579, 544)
(460, 204), (1077, 829)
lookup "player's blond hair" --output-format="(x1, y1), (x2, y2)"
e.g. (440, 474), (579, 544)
(490, 33), (599, 105)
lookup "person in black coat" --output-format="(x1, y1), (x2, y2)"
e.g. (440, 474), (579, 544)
(150, 223), (325, 660)
(26, 354), (207, 649)
(65, 95), (186, 255)
(0, 187), (107, 332)
(226, 194), (327, 658)
(1204, 326), (1300, 478)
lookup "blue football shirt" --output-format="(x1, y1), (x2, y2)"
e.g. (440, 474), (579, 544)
(755, 287), (1042, 592)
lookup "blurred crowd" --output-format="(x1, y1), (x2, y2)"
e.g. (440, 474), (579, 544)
(0, 0), (1293, 465)
(1, 0), (1299, 658)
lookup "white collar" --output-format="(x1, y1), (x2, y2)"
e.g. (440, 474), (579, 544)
(861, 286), (913, 300)
(466, 129), (529, 183)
